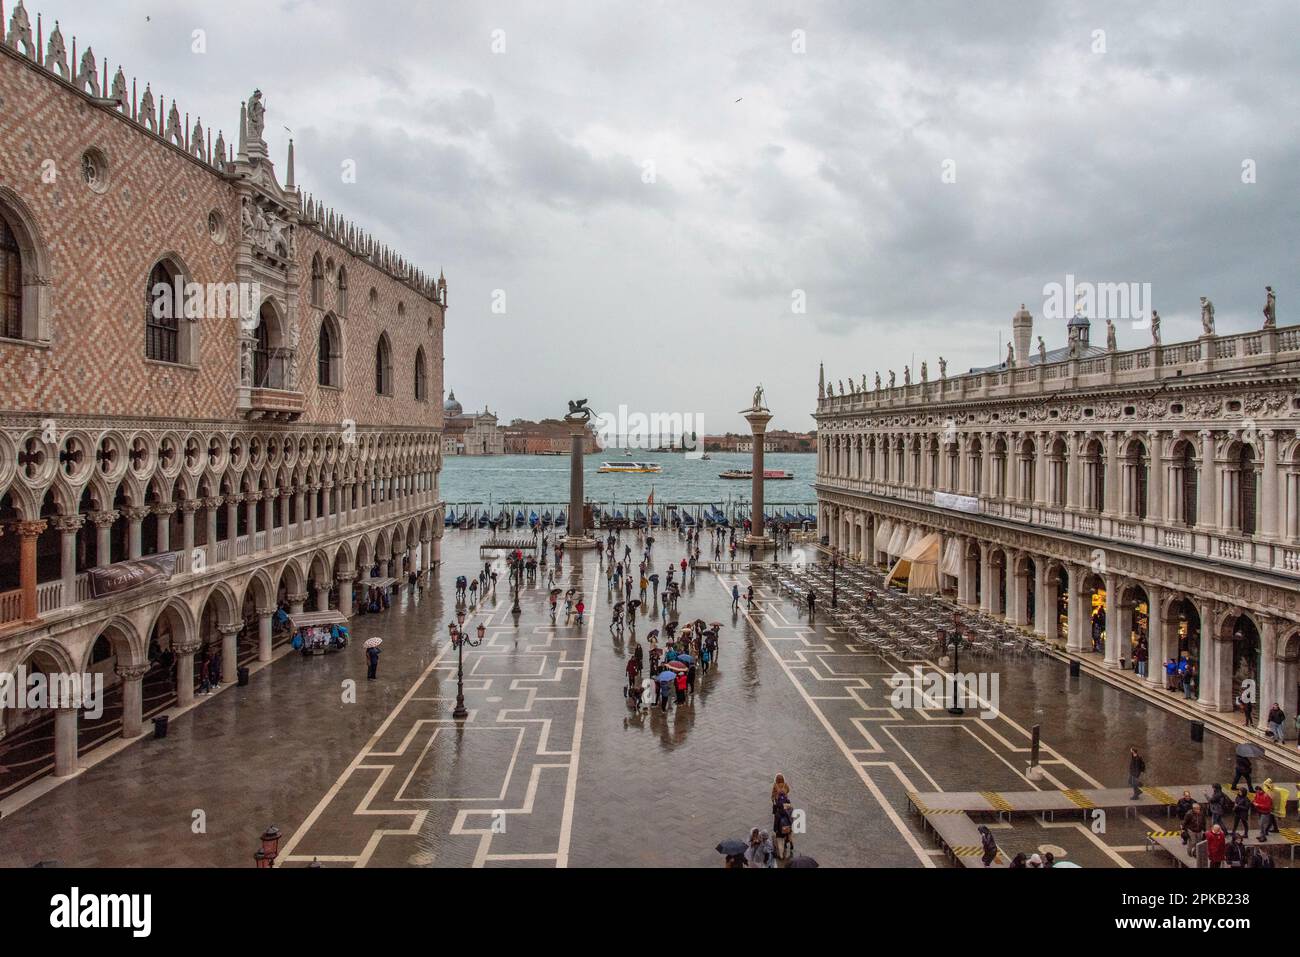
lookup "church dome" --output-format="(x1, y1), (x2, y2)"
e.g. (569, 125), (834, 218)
(443, 389), (463, 416)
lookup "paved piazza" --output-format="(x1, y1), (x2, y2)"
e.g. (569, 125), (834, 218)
(0, 531), (1279, 868)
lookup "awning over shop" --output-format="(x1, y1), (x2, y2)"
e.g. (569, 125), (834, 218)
(902, 526), (924, 556)
(887, 523), (908, 557)
(287, 610), (350, 630)
(360, 577), (397, 591)
(940, 537), (963, 578)
(884, 532), (942, 594)
(874, 520), (894, 553)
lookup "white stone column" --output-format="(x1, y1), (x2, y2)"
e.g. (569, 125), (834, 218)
(53, 707), (79, 777)
(257, 608), (275, 662)
(978, 543), (993, 614)
(155, 503), (175, 554)
(176, 640), (200, 706)
(1256, 617), (1280, 734)
(116, 663), (149, 738)
(1261, 429), (1279, 540)
(1103, 573), (1120, 667)
(219, 623), (240, 685)
(1104, 431), (1121, 515)
(288, 591), (306, 616)
(336, 575), (355, 618)
(52, 515), (83, 606)
(124, 506), (146, 560)
(1145, 585), (1166, 689)
(91, 510), (117, 567)
(1067, 565), (1087, 652)
(1198, 430), (1217, 530)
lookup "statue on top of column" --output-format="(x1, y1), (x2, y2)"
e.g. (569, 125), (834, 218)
(1263, 286), (1276, 329)
(247, 89), (267, 144)
(1106, 318), (1117, 352)
(750, 384), (767, 411)
(1151, 310), (1162, 345)
(1200, 296), (1215, 336)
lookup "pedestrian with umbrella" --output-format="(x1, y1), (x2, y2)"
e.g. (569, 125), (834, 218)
(1233, 744), (1260, 791)
(364, 637), (382, 680)
(657, 670), (674, 711)
(716, 838), (746, 869)
(549, 588), (560, 621)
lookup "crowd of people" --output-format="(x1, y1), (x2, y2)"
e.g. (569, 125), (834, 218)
(720, 774), (799, 867)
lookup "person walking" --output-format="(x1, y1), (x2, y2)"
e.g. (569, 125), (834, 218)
(575, 598), (585, 625)
(1230, 787), (1251, 837)
(1232, 753), (1253, 791)
(807, 588), (816, 620)
(772, 791), (794, 861)
(1206, 783), (1230, 829)
(1206, 824), (1227, 869)
(1253, 787), (1278, 842)
(1240, 690), (1254, 730)
(366, 643), (380, 680)
(978, 824), (999, 867)
(1181, 802), (1205, 859)
(1266, 702), (1285, 742)
(1127, 745), (1145, 800)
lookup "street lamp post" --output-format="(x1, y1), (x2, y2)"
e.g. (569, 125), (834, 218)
(945, 628), (966, 715)
(450, 609), (486, 720)
(511, 554), (522, 616)
(830, 550), (839, 609)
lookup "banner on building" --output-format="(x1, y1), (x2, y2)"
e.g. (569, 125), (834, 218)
(933, 491), (982, 514)
(87, 552), (179, 600)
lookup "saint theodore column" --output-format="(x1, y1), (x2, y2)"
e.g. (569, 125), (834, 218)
(742, 386), (774, 550)
(562, 399), (599, 549)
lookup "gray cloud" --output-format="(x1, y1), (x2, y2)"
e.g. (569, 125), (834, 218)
(49, 0), (1300, 430)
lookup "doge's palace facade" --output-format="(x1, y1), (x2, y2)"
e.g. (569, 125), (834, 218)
(0, 2), (445, 778)
(815, 304), (1300, 738)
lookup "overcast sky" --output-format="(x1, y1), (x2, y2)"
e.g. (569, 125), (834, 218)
(59, 0), (1300, 432)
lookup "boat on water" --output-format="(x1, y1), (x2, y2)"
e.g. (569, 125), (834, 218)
(598, 461), (663, 473)
(719, 468), (794, 480)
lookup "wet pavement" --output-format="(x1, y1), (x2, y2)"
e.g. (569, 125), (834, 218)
(0, 529), (1291, 868)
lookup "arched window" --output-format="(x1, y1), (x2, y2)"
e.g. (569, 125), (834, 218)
(1238, 445), (1258, 536)
(414, 347), (427, 401)
(375, 333), (393, 396)
(254, 319), (270, 386)
(310, 254), (324, 307)
(1180, 443), (1198, 526)
(318, 315), (342, 387)
(146, 260), (181, 363)
(1, 217), (22, 340)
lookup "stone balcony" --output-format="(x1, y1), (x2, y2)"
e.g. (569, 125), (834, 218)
(816, 324), (1300, 414)
(815, 475), (1300, 579)
(243, 387), (306, 421)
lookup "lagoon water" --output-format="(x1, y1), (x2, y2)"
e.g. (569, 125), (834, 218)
(440, 451), (816, 511)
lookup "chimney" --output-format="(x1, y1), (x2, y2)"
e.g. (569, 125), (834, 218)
(1013, 303), (1033, 365)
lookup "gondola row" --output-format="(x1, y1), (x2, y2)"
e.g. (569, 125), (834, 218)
(442, 505), (817, 531)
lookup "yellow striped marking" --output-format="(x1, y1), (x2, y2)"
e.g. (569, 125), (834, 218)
(980, 791), (1015, 813)
(1148, 830), (1181, 839)
(1142, 786), (1178, 806)
(1279, 828), (1300, 845)
(1064, 789), (1096, 809)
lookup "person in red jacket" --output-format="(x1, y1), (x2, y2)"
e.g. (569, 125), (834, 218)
(1206, 824), (1227, 868)
(1253, 788), (1278, 841)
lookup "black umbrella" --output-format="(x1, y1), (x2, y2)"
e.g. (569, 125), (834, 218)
(715, 839), (746, 856)
(786, 856), (819, 868)
(628, 599), (642, 610)
(1236, 742), (1266, 759)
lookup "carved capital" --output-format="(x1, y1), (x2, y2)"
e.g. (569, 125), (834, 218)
(88, 510), (119, 529)
(175, 639), (203, 656)
(49, 514), (85, 533)
(13, 519), (48, 538)
(153, 502), (178, 517)
(115, 662), (152, 681)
